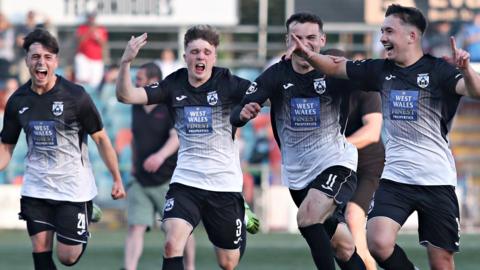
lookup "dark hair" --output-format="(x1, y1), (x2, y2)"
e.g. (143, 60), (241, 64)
(139, 62), (162, 81)
(285, 12), (323, 33)
(23, 28), (59, 54)
(385, 4), (427, 34)
(184, 25), (219, 49)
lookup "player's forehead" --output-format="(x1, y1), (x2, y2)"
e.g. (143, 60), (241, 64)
(27, 42), (56, 56)
(185, 39), (216, 52)
(381, 15), (403, 31)
(288, 21), (321, 35)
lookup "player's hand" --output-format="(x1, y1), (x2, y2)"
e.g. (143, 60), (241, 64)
(111, 181), (126, 200)
(285, 34), (314, 60)
(240, 102), (261, 122)
(120, 33), (147, 64)
(444, 36), (470, 70)
(143, 152), (165, 173)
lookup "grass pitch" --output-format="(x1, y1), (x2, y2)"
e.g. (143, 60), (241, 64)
(1, 228), (479, 269)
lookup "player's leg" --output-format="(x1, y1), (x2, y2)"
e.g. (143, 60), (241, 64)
(203, 191), (245, 270)
(19, 197), (58, 270)
(346, 165), (381, 270)
(418, 185), (459, 270)
(55, 200), (93, 266)
(183, 234), (196, 270)
(367, 180), (415, 270)
(161, 183), (202, 270)
(330, 218), (366, 270)
(124, 180), (155, 270)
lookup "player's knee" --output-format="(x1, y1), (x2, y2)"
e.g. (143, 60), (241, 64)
(58, 253), (81, 266)
(163, 239), (182, 257)
(331, 237), (355, 262)
(367, 234), (392, 260)
(217, 257), (238, 270)
(429, 252), (454, 270)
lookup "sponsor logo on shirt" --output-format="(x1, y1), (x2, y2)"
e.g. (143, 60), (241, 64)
(176, 95), (187, 101)
(313, 78), (326, 95)
(18, 107), (29, 114)
(147, 82), (159, 88)
(283, 82), (294, 89)
(417, 73), (429, 88)
(52, 101), (63, 116)
(207, 91), (218, 105)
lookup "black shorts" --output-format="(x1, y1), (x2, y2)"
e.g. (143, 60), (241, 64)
(19, 196), (93, 245)
(350, 161), (383, 212)
(368, 179), (460, 252)
(162, 183), (246, 250)
(289, 166), (356, 233)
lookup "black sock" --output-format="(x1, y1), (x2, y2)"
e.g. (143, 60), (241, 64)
(162, 256), (184, 270)
(299, 223), (336, 270)
(335, 248), (366, 270)
(33, 251), (57, 270)
(377, 244), (415, 270)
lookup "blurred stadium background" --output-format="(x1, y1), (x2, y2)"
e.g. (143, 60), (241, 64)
(0, 0), (479, 268)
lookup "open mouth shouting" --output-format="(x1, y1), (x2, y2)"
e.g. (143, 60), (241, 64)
(195, 63), (206, 74)
(383, 43), (394, 57)
(35, 67), (48, 81)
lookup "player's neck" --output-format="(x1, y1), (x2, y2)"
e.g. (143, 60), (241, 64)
(291, 59), (314, 74)
(394, 48), (424, 68)
(30, 76), (57, 95)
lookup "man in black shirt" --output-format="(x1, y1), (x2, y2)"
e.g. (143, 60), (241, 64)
(286, 4), (480, 270)
(0, 29), (125, 270)
(123, 62), (195, 270)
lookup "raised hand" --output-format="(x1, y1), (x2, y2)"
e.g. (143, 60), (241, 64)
(445, 36), (470, 70)
(285, 34), (313, 60)
(120, 33), (148, 64)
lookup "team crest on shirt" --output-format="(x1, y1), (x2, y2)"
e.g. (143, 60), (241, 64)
(417, 73), (429, 88)
(313, 78), (326, 95)
(207, 91), (218, 105)
(52, 101), (64, 116)
(246, 82), (257, 95)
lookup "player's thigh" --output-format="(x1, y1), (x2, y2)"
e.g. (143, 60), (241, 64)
(203, 191), (245, 250)
(55, 200), (92, 246)
(309, 165), (357, 207)
(127, 180), (156, 227)
(367, 179), (415, 225)
(19, 196), (56, 237)
(162, 183), (203, 229)
(417, 185), (460, 253)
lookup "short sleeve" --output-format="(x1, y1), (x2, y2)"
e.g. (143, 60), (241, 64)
(437, 59), (463, 96)
(145, 80), (171, 105)
(78, 91), (103, 134)
(0, 97), (22, 144)
(358, 91), (382, 116)
(346, 59), (383, 92)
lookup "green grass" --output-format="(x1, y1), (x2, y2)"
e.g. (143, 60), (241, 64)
(1, 228), (479, 269)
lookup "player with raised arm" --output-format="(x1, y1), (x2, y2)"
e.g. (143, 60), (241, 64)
(286, 4), (480, 270)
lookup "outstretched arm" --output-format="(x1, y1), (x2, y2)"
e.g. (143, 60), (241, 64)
(90, 129), (126, 200)
(0, 143), (14, 171)
(447, 37), (480, 99)
(116, 33), (149, 104)
(285, 34), (349, 79)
